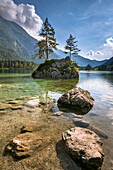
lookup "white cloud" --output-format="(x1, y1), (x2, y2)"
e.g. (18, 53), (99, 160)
(86, 50), (94, 56)
(0, 0), (43, 40)
(96, 51), (104, 55)
(84, 37), (113, 60)
(104, 37), (113, 48)
(86, 50), (104, 60)
(101, 37), (113, 58)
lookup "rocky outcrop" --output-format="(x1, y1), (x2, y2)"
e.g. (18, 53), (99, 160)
(5, 132), (42, 159)
(57, 87), (94, 114)
(62, 127), (104, 169)
(32, 56), (79, 79)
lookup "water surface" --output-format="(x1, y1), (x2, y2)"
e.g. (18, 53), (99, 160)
(0, 71), (113, 170)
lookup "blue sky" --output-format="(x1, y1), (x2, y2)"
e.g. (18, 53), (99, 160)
(0, 0), (113, 60)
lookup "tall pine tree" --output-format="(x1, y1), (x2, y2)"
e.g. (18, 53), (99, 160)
(34, 18), (58, 60)
(64, 34), (80, 59)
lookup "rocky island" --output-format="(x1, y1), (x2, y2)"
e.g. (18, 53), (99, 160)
(32, 56), (79, 79)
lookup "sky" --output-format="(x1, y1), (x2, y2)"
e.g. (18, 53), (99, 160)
(0, 0), (113, 60)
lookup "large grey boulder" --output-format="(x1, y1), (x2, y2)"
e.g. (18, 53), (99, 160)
(58, 87), (94, 114)
(62, 127), (104, 169)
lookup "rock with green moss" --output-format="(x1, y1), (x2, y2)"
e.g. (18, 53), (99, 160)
(32, 57), (79, 79)
(57, 87), (94, 114)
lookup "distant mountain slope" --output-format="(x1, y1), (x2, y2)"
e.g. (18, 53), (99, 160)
(103, 57), (113, 66)
(51, 51), (108, 67)
(0, 16), (37, 60)
(0, 16), (109, 67)
(72, 55), (108, 67)
(96, 56), (113, 71)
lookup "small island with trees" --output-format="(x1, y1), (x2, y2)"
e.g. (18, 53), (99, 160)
(32, 18), (81, 79)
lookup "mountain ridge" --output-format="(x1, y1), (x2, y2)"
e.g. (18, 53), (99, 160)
(0, 16), (111, 67)
(103, 56), (113, 66)
(0, 16), (37, 60)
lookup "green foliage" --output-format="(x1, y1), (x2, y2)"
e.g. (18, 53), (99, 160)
(34, 18), (58, 60)
(0, 59), (37, 70)
(97, 64), (113, 71)
(0, 16), (36, 61)
(64, 34), (80, 59)
(107, 65), (113, 71)
(38, 59), (56, 71)
(98, 65), (107, 71)
(85, 64), (93, 70)
(70, 94), (74, 99)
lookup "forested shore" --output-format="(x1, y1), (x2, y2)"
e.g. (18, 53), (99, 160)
(0, 59), (37, 70)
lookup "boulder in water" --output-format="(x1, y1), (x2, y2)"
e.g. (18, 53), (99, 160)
(58, 87), (94, 114)
(62, 127), (104, 169)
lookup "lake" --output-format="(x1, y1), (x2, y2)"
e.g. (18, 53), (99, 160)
(0, 71), (113, 170)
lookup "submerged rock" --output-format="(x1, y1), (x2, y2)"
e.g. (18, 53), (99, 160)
(39, 100), (54, 105)
(39, 100), (55, 113)
(58, 87), (94, 114)
(53, 111), (63, 116)
(32, 56), (79, 79)
(89, 125), (108, 139)
(0, 110), (7, 114)
(8, 100), (21, 104)
(72, 118), (89, 128)
(11, 105), (23, 110)
(20, 121), (45, 133)
(5, 132), (42, 159)
(0, 104), (11, 110)
(23, 99), (39, 108)
(16, 96), (31, 100)
(62, 127), (104, 169)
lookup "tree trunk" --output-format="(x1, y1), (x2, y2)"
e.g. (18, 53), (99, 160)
(46, 35), (48, 59)
(70, 48), (71, 59)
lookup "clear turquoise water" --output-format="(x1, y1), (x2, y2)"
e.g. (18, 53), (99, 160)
(0, 71), (113, 169)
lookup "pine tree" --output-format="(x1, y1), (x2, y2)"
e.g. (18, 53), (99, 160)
(64, 34), (80, 59)
(34, 18), (58, 60)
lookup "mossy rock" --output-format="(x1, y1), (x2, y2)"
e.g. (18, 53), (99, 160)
(32, 56), (79, 79)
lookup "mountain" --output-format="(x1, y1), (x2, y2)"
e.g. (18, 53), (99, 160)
(103, 57), (113, 66)
(0, 16), (108, 67)
(51, 51), (108, 67)
(0, 16), (37, 60)
(71, 55), (108, 67)
(96, 56), (113, 71)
